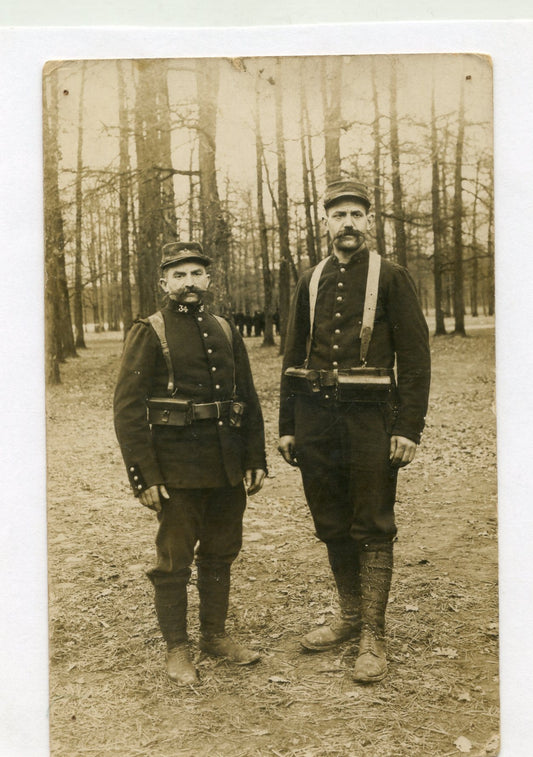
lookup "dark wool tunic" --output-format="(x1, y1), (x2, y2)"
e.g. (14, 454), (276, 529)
(280, 247), (431, 444)
(114, 300), (267, 493)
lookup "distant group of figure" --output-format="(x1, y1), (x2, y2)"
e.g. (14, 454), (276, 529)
(232, 310), (280, 337)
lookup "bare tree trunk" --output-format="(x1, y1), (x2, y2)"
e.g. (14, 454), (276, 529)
(43, 66), (77, 371)
(196, 59), (231, 307)
(371, 60), (387, 259)
(470, 159), (481, 318)
(43, 68), (62, 382)
(73, 61), (87, 348)
(106, 210), (121, 331)
(452, 77), (467, 336)
(87, 225), (102, 333)
(299, 63), (317, 268)
(321, 57), (342, 183)
(156, 71), (178, 246)
(431, 85), (447, 335)
(96, 209), (107, 330)
(117, 60), (133, 337)
(302, 88), (323, 262)
(134, 60), (163, 316)
(389, 61), (408, 268)
(188, 143), (195, 240)
(275, 59), (292, 354)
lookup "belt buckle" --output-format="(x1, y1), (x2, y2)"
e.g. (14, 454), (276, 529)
(215, 401), (222, 419)
(161, 409), (170, 424)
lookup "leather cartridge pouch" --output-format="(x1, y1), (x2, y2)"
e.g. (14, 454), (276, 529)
(335, 367), (392, 403)
(284, 366), (322, 396)
(147, 397), (195, 426)
(284, 366), (392, 403)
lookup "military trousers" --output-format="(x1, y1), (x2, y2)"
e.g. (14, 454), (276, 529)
(147, 483), (247, 586)
(294, 395), (398, 545)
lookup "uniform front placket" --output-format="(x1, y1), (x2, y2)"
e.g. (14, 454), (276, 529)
(331, 262), (347, 370)
(197, 312), (226, 429)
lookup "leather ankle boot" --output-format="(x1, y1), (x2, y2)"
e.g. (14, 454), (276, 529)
(166, 642), (198, 685)
(353, 628), (387, 682)
(300, 616), (361, 651)
(199, 633), (261, 665)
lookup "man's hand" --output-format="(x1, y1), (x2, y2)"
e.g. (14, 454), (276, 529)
(389, 435), (417, 468)
(139, 484), (170, 513)
(245, 469), (266, 496)
(278, 435), (298, 467)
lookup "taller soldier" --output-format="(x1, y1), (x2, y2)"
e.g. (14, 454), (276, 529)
(114, 241), (267, 686)
(279, 179), (431, 682)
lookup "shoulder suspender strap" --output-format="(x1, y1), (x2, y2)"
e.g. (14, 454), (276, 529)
(214, 315), (233, 349)
(147, 311), (175, 396)
(305, 256), (331, 367)
(359, 251), (382, 365)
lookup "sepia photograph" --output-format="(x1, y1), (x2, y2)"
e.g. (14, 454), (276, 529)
(44, 53), (497, 756)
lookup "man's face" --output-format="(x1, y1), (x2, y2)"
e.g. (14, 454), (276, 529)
(324, 199), (374, 254)
(159, 261), (210, 305)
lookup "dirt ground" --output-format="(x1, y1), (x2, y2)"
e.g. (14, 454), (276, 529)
(46, 318), (498, 757)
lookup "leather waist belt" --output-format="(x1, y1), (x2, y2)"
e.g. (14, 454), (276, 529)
(284, 366), (393, 403)
(147, 398), (233, 426)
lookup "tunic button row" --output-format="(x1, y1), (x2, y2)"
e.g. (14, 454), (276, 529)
(333, 344), (339, 350)
(337, 282), (344, 288)
(137, 485), (142, 490)
(335, 312), (341, 318)
(336, 296), (343, 302)
(340, 267), (346, 273)
(203, 332), (208, 338)
(334, 328), (340, 334)
(211, 366), (217, 372)
(215, 384), (221, 390)
(197, 316), (203, 322)
(207, 348), (213, 354)
(218, 420), (224, 426)
(332, 361), (338, 367)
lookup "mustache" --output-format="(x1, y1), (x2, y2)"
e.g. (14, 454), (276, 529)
(182, 285), (207, 294)
(335, 229), (365, 240)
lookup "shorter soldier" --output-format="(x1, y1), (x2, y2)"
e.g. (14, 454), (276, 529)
(114, 242), (267, 685)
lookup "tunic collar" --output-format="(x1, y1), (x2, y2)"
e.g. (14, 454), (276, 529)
(167, 300), (205, 315)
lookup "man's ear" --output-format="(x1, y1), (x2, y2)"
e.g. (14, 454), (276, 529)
(159, 277), (169, 293)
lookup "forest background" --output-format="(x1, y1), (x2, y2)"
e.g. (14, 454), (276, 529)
(40, 52), (501, 756)
(43, 53), (493, 373)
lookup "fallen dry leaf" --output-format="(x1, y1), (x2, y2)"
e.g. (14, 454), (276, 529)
(455, 735), (472, 753)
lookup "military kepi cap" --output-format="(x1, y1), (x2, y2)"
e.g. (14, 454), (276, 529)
(160, 241), (212, 270)
(324, 178), (371, 210)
